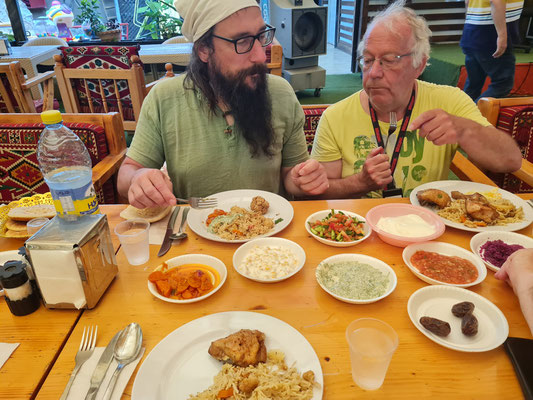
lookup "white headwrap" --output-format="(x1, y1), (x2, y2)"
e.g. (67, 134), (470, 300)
(174, 0), (260, 43)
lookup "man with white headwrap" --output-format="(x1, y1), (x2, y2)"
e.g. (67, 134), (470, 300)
(117, 0), (328, 208)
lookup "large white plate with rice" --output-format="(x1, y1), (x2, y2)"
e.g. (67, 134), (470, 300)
(187, 189), (294, 243)
(410, 180), (533, 232)
(131, 311), (323, 400)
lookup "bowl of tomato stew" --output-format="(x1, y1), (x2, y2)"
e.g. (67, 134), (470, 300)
(305, 209), (371, 247)
(402, 242), (486, 288)
(147, 254), (227, 303)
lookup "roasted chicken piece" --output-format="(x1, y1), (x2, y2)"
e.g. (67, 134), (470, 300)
(451, 191), (499, 224)
(250, 196), (269, 215)
(416, 189), (451, 208)
(208, 329), (267, 367)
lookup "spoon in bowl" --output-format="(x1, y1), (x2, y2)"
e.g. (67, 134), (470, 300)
(102, 323), (143, 400)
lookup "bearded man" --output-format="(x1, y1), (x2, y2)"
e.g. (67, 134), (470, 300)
(117, 0), (328, 208)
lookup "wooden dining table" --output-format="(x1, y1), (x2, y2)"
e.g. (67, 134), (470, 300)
(1, 197), (532, 399)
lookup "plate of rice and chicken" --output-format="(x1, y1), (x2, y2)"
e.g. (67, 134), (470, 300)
(187, 190), (294, 243)
(411, 181), (533, 233)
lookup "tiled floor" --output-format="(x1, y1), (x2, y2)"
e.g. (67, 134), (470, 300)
(319, 43), (353, 75)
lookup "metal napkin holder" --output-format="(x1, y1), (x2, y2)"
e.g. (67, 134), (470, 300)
(25, 214), (118, 309)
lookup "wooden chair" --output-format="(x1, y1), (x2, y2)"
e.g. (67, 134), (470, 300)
(0, 61), (56, 113)
(477, 96), (533, 192)
(0, 112), (127, 204)
(266, 42), (282, 77)
(54, 45), (174, 131)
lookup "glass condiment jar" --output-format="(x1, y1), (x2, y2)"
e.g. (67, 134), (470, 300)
(0, 260), (40, 316)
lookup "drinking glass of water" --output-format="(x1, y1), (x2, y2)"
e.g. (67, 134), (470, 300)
(345, 318), (398, 390)
(114, 219), (150, 265)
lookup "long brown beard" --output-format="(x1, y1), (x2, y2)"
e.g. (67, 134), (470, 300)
(208, 62), (275, 157)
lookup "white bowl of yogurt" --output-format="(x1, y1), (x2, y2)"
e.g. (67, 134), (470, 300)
(233, 237), (306, 283)
(366, 204), (445, 248)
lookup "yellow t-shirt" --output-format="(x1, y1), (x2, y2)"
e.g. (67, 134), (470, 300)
(311, 80), (491, 198)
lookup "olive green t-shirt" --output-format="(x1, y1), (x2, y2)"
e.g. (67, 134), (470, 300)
(127, 74), (309, 198)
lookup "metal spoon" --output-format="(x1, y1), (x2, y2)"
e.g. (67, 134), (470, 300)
(169, 207), (189, 241)
(102, 323), (143, 400)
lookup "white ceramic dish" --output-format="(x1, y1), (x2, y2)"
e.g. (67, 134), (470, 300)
(407, 285), (508, 352)
(187, 189), (294, 243)
(315, 253), (397, 304)
(410, 180), (533, 232)
(147, 254), (227, 304)
(304, 209), (371, 247)
(0, 250), (24, 297)
(403, 242), (487, 288)
(131, 311), (324, 400)
(233, 237), (306, 283)
(470, 231), (533, 272)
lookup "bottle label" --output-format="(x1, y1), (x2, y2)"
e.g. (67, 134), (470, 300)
(50, 180), (99, 217)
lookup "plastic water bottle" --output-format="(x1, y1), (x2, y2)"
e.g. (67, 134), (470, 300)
(38, 110), (99, 220)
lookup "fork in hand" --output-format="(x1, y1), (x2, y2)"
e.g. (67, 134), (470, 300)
(176, 197), (217, 209)
(60, 326), (98, 400)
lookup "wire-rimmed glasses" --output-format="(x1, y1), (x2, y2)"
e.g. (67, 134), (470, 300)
(358, 53), (412, 71)
(212, 24), (276, 54)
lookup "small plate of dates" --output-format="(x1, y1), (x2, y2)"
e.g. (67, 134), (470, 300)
(407, 285), (508, 352)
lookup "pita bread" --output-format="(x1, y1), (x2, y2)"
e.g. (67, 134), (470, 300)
(119, 205), (173, 223)
(5, 218), (28, 232)
(8, 204), (56, 221)
(4, 229), (30, 238)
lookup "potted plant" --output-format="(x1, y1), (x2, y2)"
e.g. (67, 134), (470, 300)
(138, 0), (182, 40)
(96, 20), (122, 42)
(74, 0), (104, 39)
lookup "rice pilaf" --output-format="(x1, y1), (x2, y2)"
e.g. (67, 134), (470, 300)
(207, 206), (274, 240)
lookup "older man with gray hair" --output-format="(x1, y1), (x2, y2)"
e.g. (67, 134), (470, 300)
(118, 0), (328, 208)
(311, 0), (521, 199)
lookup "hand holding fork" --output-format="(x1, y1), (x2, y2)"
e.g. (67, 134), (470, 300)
(60, 326), (98, 400)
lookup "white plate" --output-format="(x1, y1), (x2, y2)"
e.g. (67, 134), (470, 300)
(410, 180), (533, 232)
(147, 254), (227, 304)
(131, 311), (324, 400)
(0, 250), (24, 297)
(187, 189), (294, 243)
(315, 253), (397, 304)
(305, 209), (372, 247)
(470, 231), (533, 272)
(403, 242), (487, 288)
(233, 237), (306, 283)
(407, 285), (508, 352)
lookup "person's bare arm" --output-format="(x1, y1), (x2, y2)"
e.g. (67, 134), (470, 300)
(491, 0), (508, 57)
(410, 110), (521, 173)
(494, 249), (533, 335)
(117, 157), (176, 208)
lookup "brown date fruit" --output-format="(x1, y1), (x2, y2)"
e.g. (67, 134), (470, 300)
(420, 316), (451, 337)
(461, 313), (478, 336)
(452, 301), (475, 317)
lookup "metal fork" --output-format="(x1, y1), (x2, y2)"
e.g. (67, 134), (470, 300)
(176, 197), (217, 209)
(528, 199), (533, 209)
(388, 111), (397, 135)
(60, 326), (98, 400)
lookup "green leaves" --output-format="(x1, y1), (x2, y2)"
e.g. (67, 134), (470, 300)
(139, 0), (183, 40)
(74, 0), (105, 34)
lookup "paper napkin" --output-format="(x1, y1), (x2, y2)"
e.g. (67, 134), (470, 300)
(0, 343), (19, 370)
(148, 206), (176, 245)
(67, 346), (145, 400)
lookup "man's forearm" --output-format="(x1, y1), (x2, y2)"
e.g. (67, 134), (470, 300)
(516, 286), (533, 335)
(117, 163), (141, 199)
(320, 174), (372, 199)
(491, 0), (507, 38)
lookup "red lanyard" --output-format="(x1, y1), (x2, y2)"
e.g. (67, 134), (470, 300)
(368, 89), (416, 177)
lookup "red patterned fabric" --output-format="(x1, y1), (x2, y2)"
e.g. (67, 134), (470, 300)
(59, 45), (140, 122)
(265, 45), (272, 63)
(303, 105), (329, 154)
(0, 122), (115, 204)
(487, 105), (533, 193)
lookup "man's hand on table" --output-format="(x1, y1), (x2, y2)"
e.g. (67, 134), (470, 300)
(357, 147), (393, 191)
(128, 168), (177, 208)
(289, 159), (330, 195)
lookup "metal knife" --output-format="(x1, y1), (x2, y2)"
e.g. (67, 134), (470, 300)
(157, 206), (180, 257)
(84, 330), (121, 400)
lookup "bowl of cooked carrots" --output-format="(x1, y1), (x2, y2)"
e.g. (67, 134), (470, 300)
(305, 209), (372, 247)
(147, 254), (227, 303)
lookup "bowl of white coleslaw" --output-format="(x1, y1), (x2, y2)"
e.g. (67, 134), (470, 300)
(233, 237), (306, 283)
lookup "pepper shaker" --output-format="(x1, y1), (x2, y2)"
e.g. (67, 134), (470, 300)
(0, 260), (40, 316)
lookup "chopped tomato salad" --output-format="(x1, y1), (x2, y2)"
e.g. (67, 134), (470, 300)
(308, 210), (365, 242)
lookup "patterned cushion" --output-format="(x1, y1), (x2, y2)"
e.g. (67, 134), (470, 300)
(303, 105), (329, 154)
(0, 122), (115, 204)
(59, 45), (140, 122)
(487, 105), (533, 193)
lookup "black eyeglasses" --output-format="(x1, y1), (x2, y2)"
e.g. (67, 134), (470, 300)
(212, 24), (276, 54)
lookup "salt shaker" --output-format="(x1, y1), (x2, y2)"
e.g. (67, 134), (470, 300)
(0, 260), (40, 316)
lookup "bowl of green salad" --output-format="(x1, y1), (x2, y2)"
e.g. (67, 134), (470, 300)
(315, 254), (397, 304)
(305, 209), (372, 247)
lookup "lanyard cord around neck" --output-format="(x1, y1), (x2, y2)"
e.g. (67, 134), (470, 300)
(368, 88), (416, 177)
